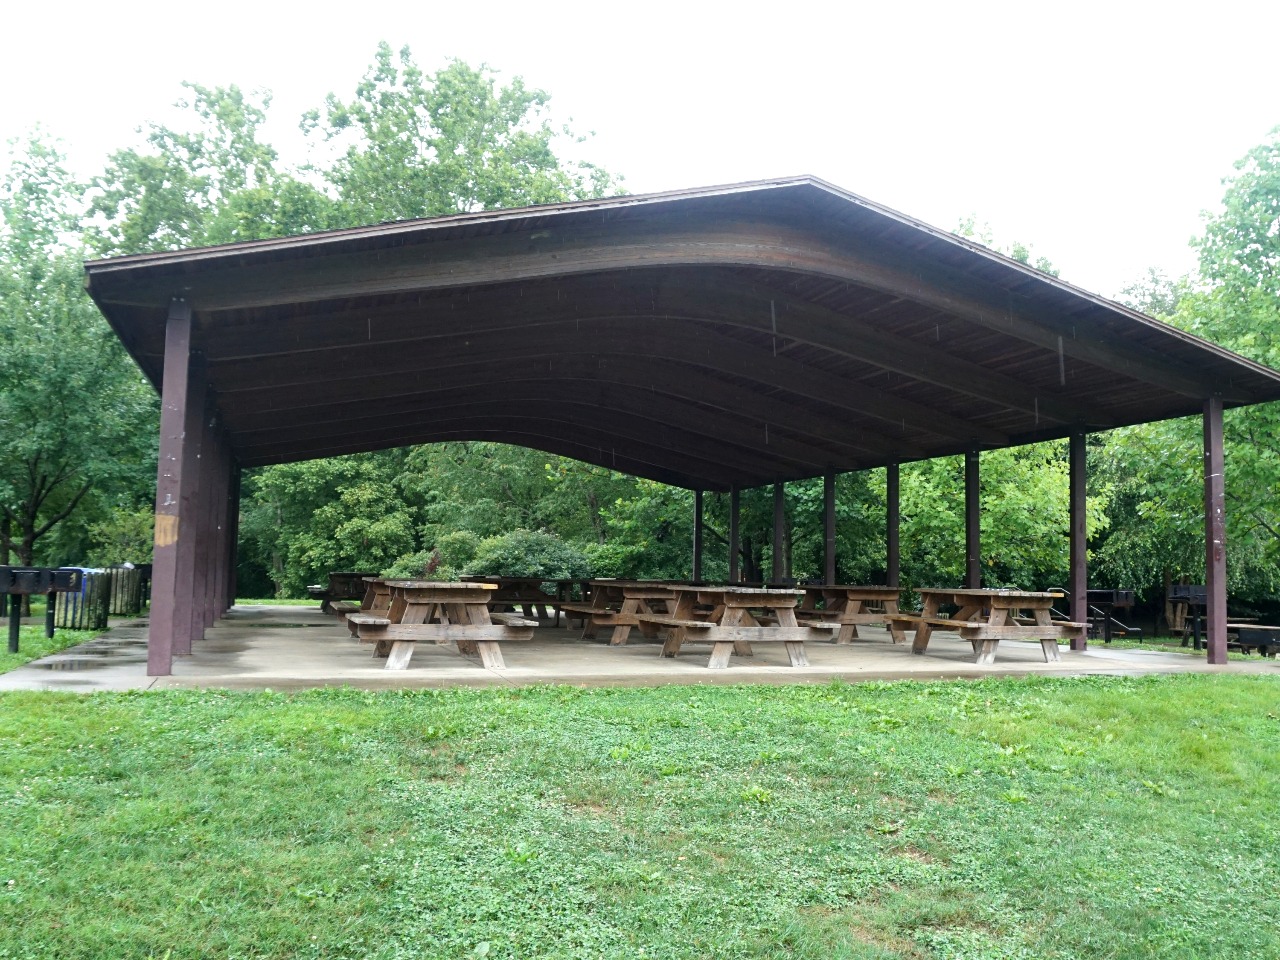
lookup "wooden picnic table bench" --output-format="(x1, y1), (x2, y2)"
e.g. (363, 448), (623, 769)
(1227, 623), (1280, 657)
(563, 580), (677, 645)
(888, 588), (1086, 666)
(461, 576), (584, 624)
(346, 581), (536, 670)
(795, 584), (903, 643)
(637, 585), (838, 668)
(308, 570), (378, 614)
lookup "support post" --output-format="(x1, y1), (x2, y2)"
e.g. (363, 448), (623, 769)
(823, 472), (837, 585)
(965, 450), (981, 589)
(886, 463), (900, 589)
(1069, 432), (1088, 650)
(728, 487), (740, 582)
(149, 300), (198, 675)
(1203, 397), (1227, 664)
(225, 464), (241, 611)
(178, 390), (210, 653)
(692, 489), (704, 582)
(209, 432), (226, 623)
(772, 482), (786, 583)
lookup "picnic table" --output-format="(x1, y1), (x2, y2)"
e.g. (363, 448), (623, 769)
(635, 585), (840, 668)
(561, 580), (676, 644)
(886, 588), (1086, 666)
(306, 570), (378, 614)
(1227, 623), (1280, 657)
(345, 580), (536, 670)
(796, 584), (902, 644)
(461, 576), (582, 624)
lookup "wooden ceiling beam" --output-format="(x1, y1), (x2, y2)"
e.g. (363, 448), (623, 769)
(234, 396), (829, 478)
(218, 355), (924, 461)
(209, 317), (1005, 446)
(232, 385), (850, 472)
(90, 212), (1226, 398)
(235, 418), (755, 489)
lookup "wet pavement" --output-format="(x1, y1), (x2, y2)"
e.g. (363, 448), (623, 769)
(0, 604), (1275, 693)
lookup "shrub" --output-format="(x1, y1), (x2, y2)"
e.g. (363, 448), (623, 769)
(381, 549), (457, 582)
(434, 530), (481, 570)
(466, 530), (591, 579)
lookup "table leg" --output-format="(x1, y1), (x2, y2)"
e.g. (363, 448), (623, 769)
(837, 597), (859, 643)
(774, 606), (808, 665)
(385, 640), (415, 670)
(707, 641), (735, 668)
(974, 640), (999, 666)
(1032, 608), (1063, 663)
(884, 599), (905, 643)
(660, 593), (697, 657)
(610, 598), (639, 646)
(721, 605), (753, 657)
(912, 596), (939, 655)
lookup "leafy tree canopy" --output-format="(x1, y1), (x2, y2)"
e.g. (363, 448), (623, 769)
(302, 43), (620, 224)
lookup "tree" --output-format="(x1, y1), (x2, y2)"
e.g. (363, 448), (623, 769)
(1091, 125), (1280, 609)
(90, 83), (335, 255)
(0, 135), (155, 575)
(302, 44), (619, 224)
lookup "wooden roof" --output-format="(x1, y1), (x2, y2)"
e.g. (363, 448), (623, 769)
(84, 176), (1280, 490)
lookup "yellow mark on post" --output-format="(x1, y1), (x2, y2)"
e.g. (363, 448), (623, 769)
(154, 514), (180, 548)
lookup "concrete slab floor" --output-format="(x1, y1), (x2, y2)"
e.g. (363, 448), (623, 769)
(0, 603), (1275, 694)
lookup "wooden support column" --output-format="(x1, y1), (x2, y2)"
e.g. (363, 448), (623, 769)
(1203, 397), (1227, 664)
(1069, 432), (1088, 650)
(225, 464), (241, 612)
(692, 489), (704, 582)
(205, 427), (227, 628)
(886, 463), (900, 589)
(149, 300), (200, 675)
(772, 482), (786, 583)
(823, 472), (837, 585)
(209, 432), (226, 621)
(728, 487), (740, 582)
(965, 450), (981, 588)
(179, 392), (211, 652)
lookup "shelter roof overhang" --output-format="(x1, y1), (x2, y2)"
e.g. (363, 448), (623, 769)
(84, 176), (1280, 490)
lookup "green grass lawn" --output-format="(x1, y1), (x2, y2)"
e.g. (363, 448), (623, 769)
(1, 674), (1277, 959)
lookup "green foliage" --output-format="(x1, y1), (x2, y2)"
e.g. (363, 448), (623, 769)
(303, 44), (620, 224)
(899, 444), (1108, 590)
(84, 504), (155, 566)
(1, 676), (1278, 958)
(436, 530), (482, 569)
(90, 83), (335, 255)
(954, 215), (1060, 277)
(238, 452), (416, 596)
(1095, 127), (1280, 602)
(0, 135), (156, 567)
(1195, 124), (1280, 300)
(466, 529), (591, 579)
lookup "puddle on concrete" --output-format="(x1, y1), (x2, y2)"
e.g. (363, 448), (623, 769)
(247, 624), (330, 632)
(35, 657), (146, 671)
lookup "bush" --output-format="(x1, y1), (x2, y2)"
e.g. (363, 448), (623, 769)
(466, 530), (591, 579)
(381, 549), (457, 582)
(434, 530), (481, 570)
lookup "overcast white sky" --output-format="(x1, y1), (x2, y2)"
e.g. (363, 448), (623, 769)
(4, 0), (1277, 298)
